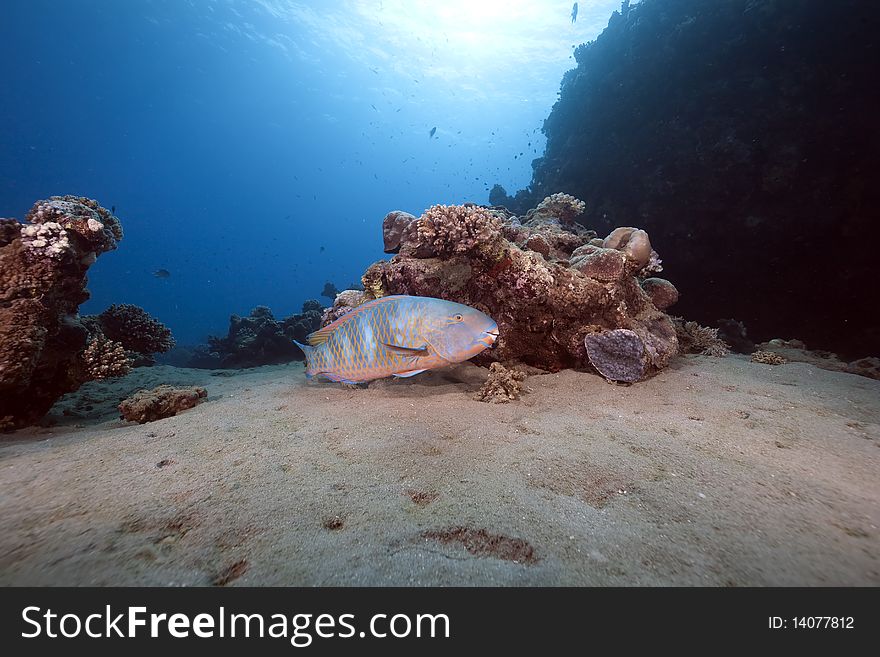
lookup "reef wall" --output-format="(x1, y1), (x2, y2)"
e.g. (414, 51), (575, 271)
(501, 0), (879, 358)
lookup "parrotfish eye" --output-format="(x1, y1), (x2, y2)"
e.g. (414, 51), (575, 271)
(453, 313), (463, 321)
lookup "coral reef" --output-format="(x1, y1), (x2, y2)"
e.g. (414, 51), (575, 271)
(474, 362), (528, 403)
(751, 351), (787, 366)
(503, 0), (878, 359)
(360, 200), (678, 379)
(0, 196), (132, 432)
(90, 303), (175, 364)
(189, 301), (324, 368)
(118, 385), (207, 424)
(673, 319), (730, 357)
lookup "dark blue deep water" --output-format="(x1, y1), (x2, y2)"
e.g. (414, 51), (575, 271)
(1, 0), (620, 344)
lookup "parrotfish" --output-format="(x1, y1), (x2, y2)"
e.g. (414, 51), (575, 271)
(294, 295), (498, 384)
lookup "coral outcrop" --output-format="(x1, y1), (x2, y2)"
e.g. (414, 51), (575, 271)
(0, 196), (137, 432)
(189, 301), (324, 368)
(501, 0), (878, 359)
(360, 199), (678, 378)
(89, 303), (174, 365)
(118, 385), (207, 424)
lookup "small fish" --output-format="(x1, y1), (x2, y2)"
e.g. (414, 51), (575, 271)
(294, 295), (498, 384)
(153, 268), (171, 279)
(429, 126), (437, 138)
(571, 2), (578, 23)
(319, 245), (325, 252)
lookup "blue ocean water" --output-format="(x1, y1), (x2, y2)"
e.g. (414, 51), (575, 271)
(0, 0), (620, 345)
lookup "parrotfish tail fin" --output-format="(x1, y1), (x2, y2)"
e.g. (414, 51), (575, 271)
(293, 340), (315, 378)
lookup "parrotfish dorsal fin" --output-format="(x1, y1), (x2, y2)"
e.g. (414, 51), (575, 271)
(306, 295), (405, 346)
(306, 325), (334, 346)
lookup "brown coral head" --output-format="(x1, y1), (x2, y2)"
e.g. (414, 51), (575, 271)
(414, 204), (502, 258)
(82, 335), (132, 380)
(585, 329), (648, 383)
(525, 233), (551, 257)
(640, 277), (679, 311)
(25, 196), (123, 256)
(603, 227), (652, 268)
(97, 303), (175, 354)
(534, 193), (586, 224)
(570, 248), (628, 282)
(382, 210), (417, 254)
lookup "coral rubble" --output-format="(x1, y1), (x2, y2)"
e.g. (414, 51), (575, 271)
(755, 339), (880, 380)
(118, 385), (207, 423)
(0, 196), (141, 432)
(751, 351), (788, 366)
(474, 362), (528, 403)
(360, 198), (678, 379)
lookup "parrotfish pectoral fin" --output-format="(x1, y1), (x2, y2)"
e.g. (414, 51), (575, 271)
(392, 369), (428, 378)
(383, 343), (428, 356)
(320, 372), (362, 385)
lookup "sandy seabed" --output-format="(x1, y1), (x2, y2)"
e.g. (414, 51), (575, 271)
(1, 355), (877, 586)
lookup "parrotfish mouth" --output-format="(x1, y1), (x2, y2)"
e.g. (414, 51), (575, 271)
(479, 327), (500, 349)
